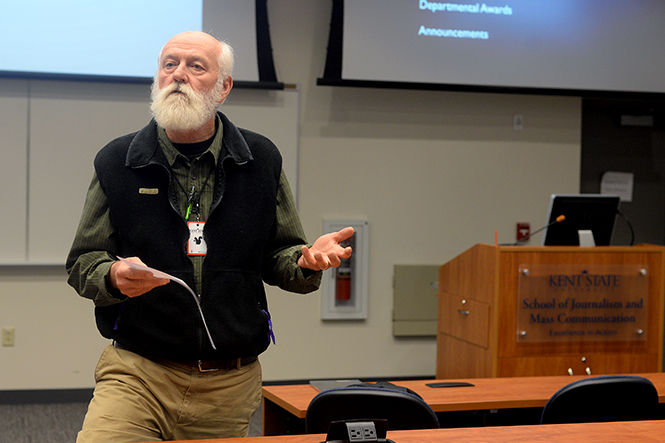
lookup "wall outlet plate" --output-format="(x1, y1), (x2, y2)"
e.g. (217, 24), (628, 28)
(2, 327), (15, 347)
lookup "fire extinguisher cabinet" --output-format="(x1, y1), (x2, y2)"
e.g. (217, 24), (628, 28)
(320, 219), (369, 320)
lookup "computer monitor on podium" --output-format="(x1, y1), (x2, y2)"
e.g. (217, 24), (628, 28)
(543, 194), (620, 246)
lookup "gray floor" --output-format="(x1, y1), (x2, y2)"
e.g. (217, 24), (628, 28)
(0, 402), (262, 442)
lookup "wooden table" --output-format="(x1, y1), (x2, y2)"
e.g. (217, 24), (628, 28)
(262, 373), (665, 435)
(171, 420), (665, 442)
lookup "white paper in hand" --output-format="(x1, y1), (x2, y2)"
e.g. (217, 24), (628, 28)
(118, 256), (193, 295)
(118, 256), (171, 279)
(116, 256), (217, 350)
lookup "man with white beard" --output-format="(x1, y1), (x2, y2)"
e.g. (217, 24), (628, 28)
(67, 31), (353, 442)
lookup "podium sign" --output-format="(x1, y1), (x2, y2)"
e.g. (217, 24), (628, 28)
(517, 264), (648, 342)
(437, 244), (664, 378)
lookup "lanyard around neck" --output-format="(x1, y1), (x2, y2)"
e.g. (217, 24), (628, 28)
(173, 166), (215, 221)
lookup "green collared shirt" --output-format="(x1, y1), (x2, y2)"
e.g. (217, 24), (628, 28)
(67, 116), (320, 306)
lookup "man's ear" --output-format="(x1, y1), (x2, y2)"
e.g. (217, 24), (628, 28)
(218, 76), (233, 104)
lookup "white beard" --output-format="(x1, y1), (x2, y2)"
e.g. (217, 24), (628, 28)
(150, 79), (221, 131)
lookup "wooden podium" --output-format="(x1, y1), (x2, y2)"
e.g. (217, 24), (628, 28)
(436, 244), (665, 378)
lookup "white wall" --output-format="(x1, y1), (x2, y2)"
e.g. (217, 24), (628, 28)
(0, 0), (580, 388)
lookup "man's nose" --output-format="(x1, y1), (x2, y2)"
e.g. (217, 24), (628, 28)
(172, 63), (188, 82)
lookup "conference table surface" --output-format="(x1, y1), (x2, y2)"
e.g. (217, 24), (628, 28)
(169, 420), (665, 442)
(261, 372), (665, 435)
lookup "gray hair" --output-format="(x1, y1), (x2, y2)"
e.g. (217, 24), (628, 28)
(156, 33), (234, 83)
(217, 40), (234, 82)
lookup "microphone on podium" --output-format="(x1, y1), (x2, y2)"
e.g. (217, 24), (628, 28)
(518, 214), (565, 244)
(500, 215), (566, 246)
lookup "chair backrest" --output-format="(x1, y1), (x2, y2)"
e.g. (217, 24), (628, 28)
(540, 375), (659, 424)
(305, 384), (440, 434)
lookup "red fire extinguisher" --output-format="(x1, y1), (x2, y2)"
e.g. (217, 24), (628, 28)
(335, 235), (354, 301)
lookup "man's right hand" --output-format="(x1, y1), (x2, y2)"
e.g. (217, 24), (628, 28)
(109, 257), (170, 298)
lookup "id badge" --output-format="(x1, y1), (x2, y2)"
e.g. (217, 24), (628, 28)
(187, 221), (207, 256)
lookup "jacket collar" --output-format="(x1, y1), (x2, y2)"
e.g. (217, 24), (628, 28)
(219, 112), (254, 165)
(125, 111), (253, 168)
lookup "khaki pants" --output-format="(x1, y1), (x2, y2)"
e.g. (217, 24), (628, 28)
(77, 344), (262, 442)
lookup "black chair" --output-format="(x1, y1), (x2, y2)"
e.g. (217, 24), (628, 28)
(540, 375), (659, 424)
(305, 383), (440, 434)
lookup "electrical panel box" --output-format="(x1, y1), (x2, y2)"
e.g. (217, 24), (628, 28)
(392, 265), (439, 336)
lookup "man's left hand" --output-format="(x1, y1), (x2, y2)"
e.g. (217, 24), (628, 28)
(298, 227), (355, 271)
